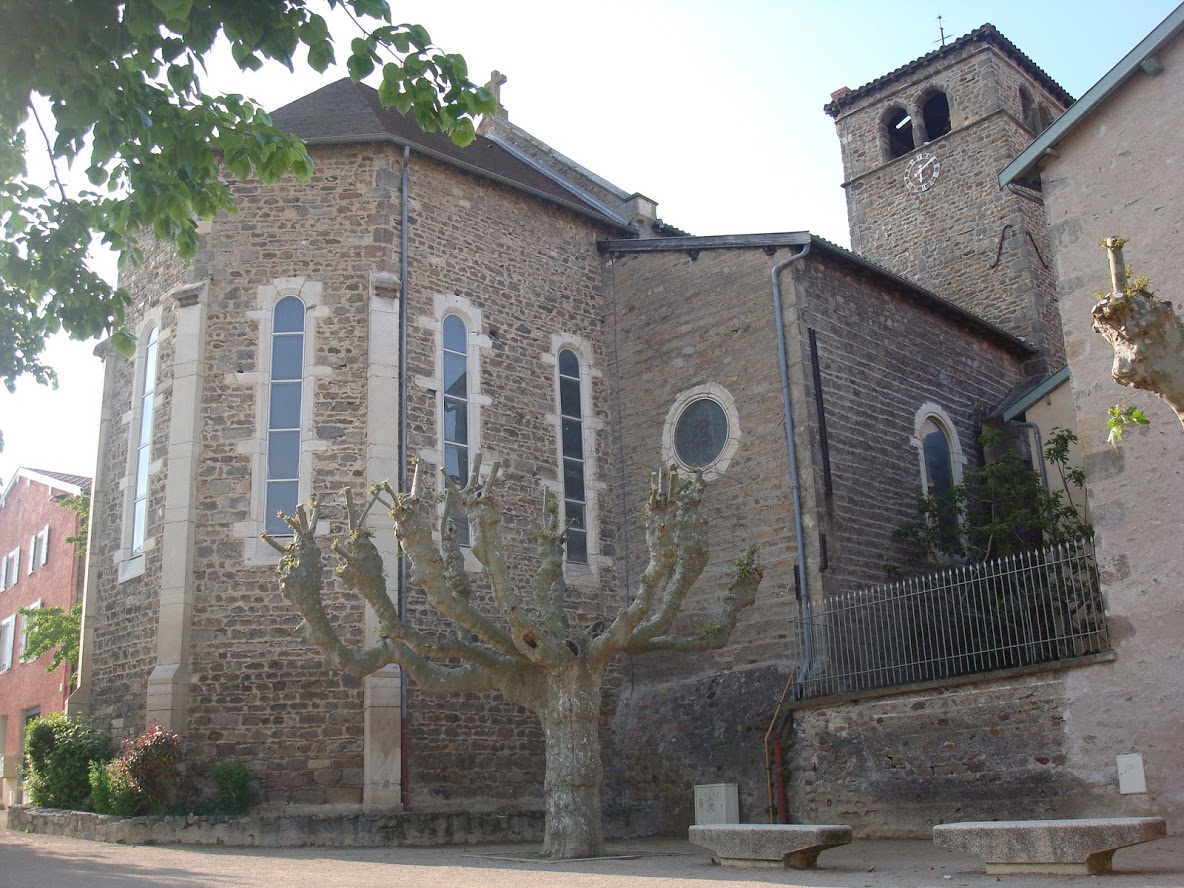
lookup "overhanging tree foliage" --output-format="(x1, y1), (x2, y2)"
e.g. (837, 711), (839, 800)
(269, 457), (762, 859)
(0, 0), (494, 390)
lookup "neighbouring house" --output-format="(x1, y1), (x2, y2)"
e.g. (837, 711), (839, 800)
(71, 13), (1176, 837)
(0, 468), (90, 806)
(996, 1), (1184, 832)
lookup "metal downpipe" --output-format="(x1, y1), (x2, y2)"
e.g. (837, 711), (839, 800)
(771, 244), (815, 690)
(762, 243), (814, 823)
(399, 144), (411, 810)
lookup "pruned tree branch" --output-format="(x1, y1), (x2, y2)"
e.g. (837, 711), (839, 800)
(532, 488), (571, 641)
(1093, 236), (1184, 429)
(385, 466), (520, 659)
(459, 456), (566, 666)
(627, 547), (762, 654)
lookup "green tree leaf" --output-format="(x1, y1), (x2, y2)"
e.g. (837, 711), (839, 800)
(0, 1), (490, 392)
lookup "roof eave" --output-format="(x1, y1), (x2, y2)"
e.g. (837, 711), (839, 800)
(999, 3), (1184, 187)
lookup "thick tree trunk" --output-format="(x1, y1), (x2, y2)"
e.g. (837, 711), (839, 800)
(538, 665), (604, 858)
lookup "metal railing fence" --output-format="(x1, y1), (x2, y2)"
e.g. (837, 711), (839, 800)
(791, 537), (1108, 700)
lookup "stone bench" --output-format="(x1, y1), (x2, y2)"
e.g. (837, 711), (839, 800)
(689, 823), (852, 869)
(933, 817), (1167, 875)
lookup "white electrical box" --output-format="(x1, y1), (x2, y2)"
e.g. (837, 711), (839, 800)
(1117, 753), (1147, 794)
(694, 782), (739, 824)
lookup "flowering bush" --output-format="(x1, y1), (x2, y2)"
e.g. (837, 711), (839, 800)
(90, 721), (184, 815)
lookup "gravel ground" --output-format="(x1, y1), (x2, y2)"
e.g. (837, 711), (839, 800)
(2, 813), (1181, 888)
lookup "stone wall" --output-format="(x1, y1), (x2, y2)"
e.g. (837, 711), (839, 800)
(784, 667), (1112, 836)
(9, 803), (656, 847)
(85, 237), (189, 738)
(791, 253), (1030, 593)
(604, 244), (805, 829)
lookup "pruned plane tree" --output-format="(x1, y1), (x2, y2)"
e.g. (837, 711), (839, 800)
(266, 455), (762, 859)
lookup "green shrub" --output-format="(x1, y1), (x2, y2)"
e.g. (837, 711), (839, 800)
(212, 761), (257, 815)
(88, 758), (138, 816)
(22, 713), (112, 810)
(90, 721), (184, 816)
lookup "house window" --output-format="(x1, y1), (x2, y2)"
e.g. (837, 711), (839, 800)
(884, 106), (914, 159)
(266, 295), (305, 535)
(441, 313), (471, 545)
(921, 91), (951, 141)
(28, 525), (49, 574)
(0, 547), (19, 590)
(19, 600), (40, 661)
(132, 327), (160, 553)
(557, 348), (588, 563)
(0, 616), (14, 671)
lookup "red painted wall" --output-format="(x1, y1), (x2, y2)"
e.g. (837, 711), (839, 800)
(0, 471), (87, 780)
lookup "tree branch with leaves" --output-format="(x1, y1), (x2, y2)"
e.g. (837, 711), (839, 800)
(266, 456), (761, 858)
(0, 0), (494, 390)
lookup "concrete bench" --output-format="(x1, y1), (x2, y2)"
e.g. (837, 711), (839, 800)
(933, 817), (1167, 875)
(689, 823), (852, 869)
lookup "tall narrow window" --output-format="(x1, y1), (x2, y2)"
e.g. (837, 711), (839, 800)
(28, 525), (49, 573)
(441, 314), (470, 544)
(921, 91), (951, 141)
(920, 416), (958, 546)
(132, 328), (160, 553)
(557, 349), (588, 563)
(266, 296), (305, 535)
(884, 107), (914, 159)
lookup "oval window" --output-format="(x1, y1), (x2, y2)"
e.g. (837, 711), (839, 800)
(673, 398), (729, 468)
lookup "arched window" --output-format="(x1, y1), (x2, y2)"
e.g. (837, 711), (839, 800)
(266, 296), (304, 535)
(917, 414), (960, 546)
(557, 348), (587, 563)
(442, 313), (470, 544)
(1019, 86), (1039, 133)
(921, 91), (951, 141)
(884, 106), (914, 159)
(1037, 103), (1054, 133)
(131, 327), (160, 553)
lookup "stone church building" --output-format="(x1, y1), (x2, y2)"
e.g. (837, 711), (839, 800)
(74, 20), (1177, 835)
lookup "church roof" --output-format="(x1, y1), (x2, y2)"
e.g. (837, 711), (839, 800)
(270, 79), (635, 234)
(823, 24), (1074, 118)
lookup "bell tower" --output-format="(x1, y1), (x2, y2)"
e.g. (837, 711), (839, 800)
(826, 25), (1071, 369)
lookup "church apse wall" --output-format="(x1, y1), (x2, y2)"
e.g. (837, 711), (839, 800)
(84, 138), (624, 812)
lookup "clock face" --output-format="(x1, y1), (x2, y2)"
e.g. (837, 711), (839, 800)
(906, 151), (941, 192)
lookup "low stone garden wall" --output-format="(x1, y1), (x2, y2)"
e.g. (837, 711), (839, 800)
(9, 805), (656, 848)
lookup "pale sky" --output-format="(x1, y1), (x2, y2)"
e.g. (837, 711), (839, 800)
(1, 0), (1179, 484)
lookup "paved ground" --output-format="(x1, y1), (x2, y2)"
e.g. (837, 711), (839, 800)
(2, 815), (1181, 888)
